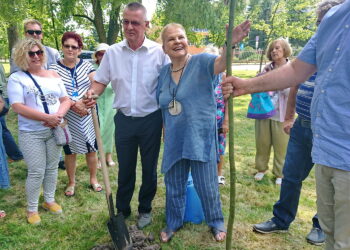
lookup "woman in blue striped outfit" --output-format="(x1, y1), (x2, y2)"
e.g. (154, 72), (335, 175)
(157, 21), (250, 242)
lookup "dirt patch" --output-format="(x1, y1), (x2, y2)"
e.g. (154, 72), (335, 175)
(92, 225), (160, 250)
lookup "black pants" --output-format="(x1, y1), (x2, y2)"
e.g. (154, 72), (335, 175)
(114, 110), (162, 216)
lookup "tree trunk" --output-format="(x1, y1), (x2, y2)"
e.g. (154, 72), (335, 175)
(107, 1), (121, 45)
(92, 0), (107, 43)
(7, 22), (19, 58)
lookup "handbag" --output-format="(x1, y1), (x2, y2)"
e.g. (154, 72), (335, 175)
(247, 92), (276, 119)
(52, 118), (72, 146)
(24, 71), (72, 146)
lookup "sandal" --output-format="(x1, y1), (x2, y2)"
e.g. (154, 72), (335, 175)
(160, 227), (176, 243)
(0, 210), (6, 218)
(106, 160), (116, 167)
(90, 183), (103, 192)
(210, 227), (227, 242)
(65, 186), (75, 197)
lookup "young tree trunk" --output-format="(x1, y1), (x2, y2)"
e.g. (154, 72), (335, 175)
(225, 0), (237, 249)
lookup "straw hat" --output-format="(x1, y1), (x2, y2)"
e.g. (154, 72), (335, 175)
(92, 43), (110, 61)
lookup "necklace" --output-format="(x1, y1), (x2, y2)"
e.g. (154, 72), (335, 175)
(170, 56), (190, 72)
(171, 65), (185, 73)
(168, 54), (191, 115)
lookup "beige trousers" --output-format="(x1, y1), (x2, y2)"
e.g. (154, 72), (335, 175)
(315, 164), (350, 250)
(255, 119), (289, 177)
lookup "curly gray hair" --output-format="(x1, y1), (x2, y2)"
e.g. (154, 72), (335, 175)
(316, 0), (345, 20)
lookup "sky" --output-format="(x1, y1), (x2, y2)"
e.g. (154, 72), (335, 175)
(142, 0), (158, 20)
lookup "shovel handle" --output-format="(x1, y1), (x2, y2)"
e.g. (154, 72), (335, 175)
(91, 105), (115, 215)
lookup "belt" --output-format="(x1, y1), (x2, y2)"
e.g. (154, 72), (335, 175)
(297, 117), (311, 128)
(117, 109), (160, 120)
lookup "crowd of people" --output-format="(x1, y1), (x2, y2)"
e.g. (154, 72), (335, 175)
(0, 0), (348, 248)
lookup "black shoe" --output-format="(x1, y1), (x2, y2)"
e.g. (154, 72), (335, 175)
(253, 220), (288, 234)
(306, 227), (325, 245)
(117, 210), (131, 219)
(58, 160), (65, 170)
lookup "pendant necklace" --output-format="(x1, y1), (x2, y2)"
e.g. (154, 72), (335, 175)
(168, 55), (190, 116)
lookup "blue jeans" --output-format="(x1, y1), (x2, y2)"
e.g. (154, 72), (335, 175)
(271, 117), (320, 229)
(0, 121), (10, 189)
(0, 98), (23, 161)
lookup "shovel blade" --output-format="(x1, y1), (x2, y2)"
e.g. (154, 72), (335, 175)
(107, 213), (132, 250)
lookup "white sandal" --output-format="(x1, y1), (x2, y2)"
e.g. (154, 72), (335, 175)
(254, 172), (265, 181)
(218, 176), (225, 185)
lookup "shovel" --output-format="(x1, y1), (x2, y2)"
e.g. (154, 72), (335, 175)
(91, 105), (133, 250)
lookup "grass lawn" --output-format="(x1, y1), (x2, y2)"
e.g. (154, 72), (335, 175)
(0, 70), (320, 249)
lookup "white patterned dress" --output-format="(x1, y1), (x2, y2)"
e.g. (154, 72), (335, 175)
(50, 59), (97, 154)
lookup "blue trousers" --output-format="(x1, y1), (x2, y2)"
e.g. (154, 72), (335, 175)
(272, 117), (320, 229)
(164, 159), (225, 231)
(0, 121), (10, 189)
(0, 99), (23, 161)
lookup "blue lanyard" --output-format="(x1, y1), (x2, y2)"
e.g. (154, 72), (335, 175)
(71, 64), (77, 89)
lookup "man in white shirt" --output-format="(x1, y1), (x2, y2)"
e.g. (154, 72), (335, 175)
(88, 2), (169, 229)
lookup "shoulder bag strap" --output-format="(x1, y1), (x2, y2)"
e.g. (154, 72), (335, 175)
(24, 71), (50, 114)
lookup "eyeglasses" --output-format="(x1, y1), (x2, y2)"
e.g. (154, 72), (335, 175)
(122, 19), (143, 27)
(28, 50), (44, 58)
(63, 44), (80, 50)
(26, 30), (42, 35)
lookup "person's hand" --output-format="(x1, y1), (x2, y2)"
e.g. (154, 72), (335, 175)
(221, 76), (249, 99)
(283, 118), (294, 135)
(83, 89), (97, 108)
(222, 121), (229, 134)
(71, 100), (89, 117)
(227, 20), (251, 45)
(43, 114), (62, 128)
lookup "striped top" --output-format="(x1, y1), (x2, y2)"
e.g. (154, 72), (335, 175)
(295, 73), (316, 121)
(50, 59), (97, 154)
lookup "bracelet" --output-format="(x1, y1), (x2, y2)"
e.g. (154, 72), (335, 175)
(225, 41), (236, 49)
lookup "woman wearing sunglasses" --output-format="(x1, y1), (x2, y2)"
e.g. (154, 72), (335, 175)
(50, 32), (102, 197)
(7, 38), (71, 224)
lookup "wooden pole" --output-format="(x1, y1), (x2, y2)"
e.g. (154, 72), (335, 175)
(225, 0), (237, 249)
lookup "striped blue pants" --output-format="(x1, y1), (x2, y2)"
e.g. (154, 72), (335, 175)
(165, 158), (225, 231)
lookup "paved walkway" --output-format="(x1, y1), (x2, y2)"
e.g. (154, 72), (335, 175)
(232, 64), (261, 71)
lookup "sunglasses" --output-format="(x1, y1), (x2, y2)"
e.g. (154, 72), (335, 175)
(63, 44), (80, 50)
(26, 30), (42, 35)
(122, 19), (143, 26)
(28, 50), (44, 58)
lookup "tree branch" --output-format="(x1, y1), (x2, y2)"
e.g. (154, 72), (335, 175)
(73, 14), (95, 24)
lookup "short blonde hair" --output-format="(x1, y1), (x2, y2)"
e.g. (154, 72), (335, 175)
(23, 19), (42, 32)
(266, 38), (292, 61)
(12, 38), (46, 71)
(160, 23), (186, 43)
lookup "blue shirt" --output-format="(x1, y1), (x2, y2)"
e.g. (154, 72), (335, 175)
(297, 1), (350, 171)
(295, 73), (316, 121)
(157, 53), (217, 173)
